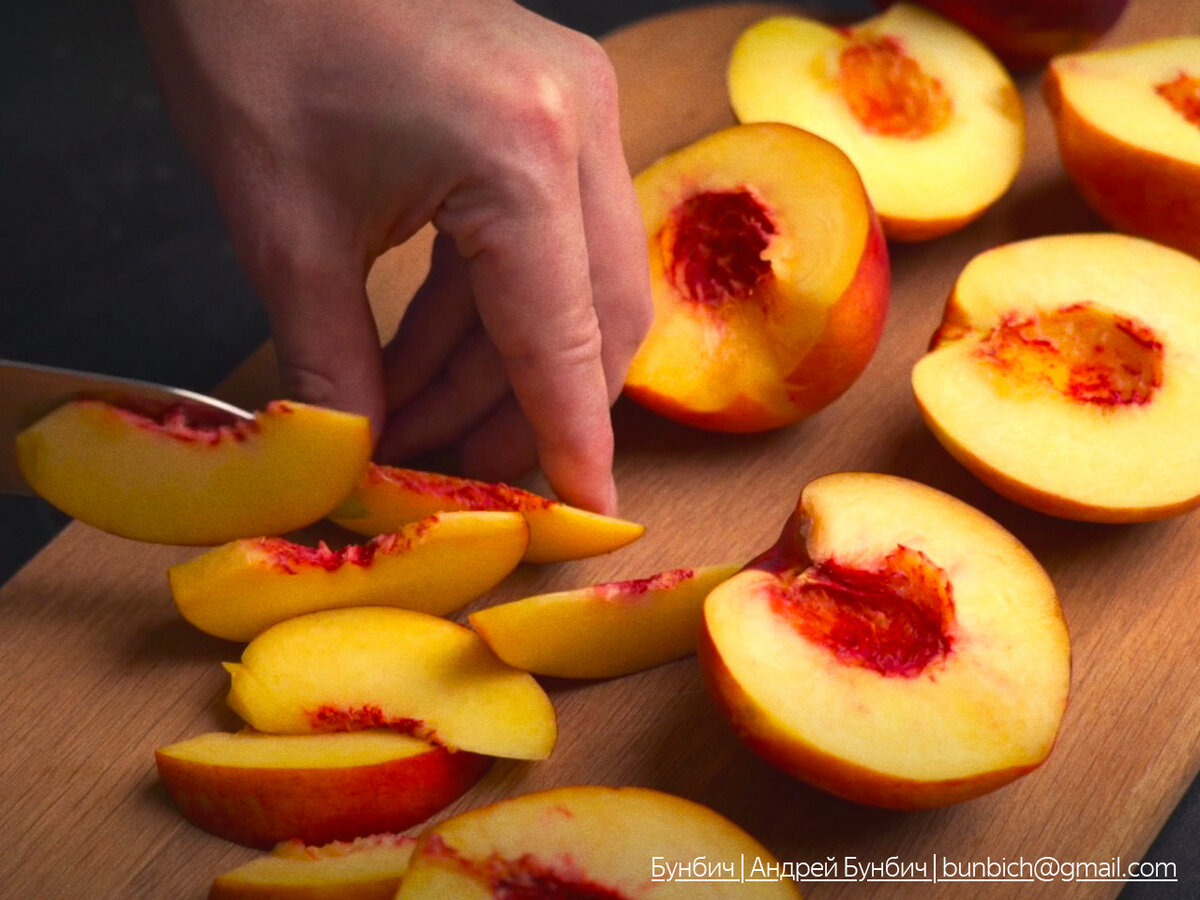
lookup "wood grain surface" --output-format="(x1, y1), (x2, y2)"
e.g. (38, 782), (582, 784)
(4, 1), (1200, 897)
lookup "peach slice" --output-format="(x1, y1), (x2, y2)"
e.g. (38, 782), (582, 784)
(210, 834), (416, 900)
(728, 4), (1024, 241)
(700, 472), (1070, 810)
(15, 399), (370, 545)
(469, 563), (741, 679)
(396, 785), (800, 898)
(1045, 36), (1200, 259)
(329, 465), (644, 564)
(624, 122), (889, 432)
(913, 233), (1200, 521)
(224, 607), (557, 760)
(156, 730), (489, 849)
(170, 511), (528, 642)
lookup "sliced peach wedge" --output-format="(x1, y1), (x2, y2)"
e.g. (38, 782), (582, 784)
(15, 399), (370, 545)
(700, 472), (1070, 810)
(210, 834), (417, 900)
(470, 564), (740, 679)
(913, 233), (1200, 522)
(170, 511), (528, 642)
(728, 4), (1024, 241)
(624, 122), (889, 432)
(225, 607), (557, 761)
(396, 785), (799, 898)
(329, 465), (644, 564)
(156, 730), (488, 849)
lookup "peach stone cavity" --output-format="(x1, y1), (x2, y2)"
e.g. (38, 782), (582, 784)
(1156, 72), (1200, 128)
(838, 35), (952, 139)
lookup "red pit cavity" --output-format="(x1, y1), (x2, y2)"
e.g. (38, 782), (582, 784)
(839, 35), (953, 138)
(595, 568), (695, 601)
(256, 524), (431, 574)
(307, 704), (433, 741)
(773, 545), (954, 677)
(1156, 72), (1200, 128)
(663, 189), (777, 307)
(370, 465), (554, 512)
(974, 302), (1164, 407)
(425, 839), (628, 900)
(106, 399), (257, 445)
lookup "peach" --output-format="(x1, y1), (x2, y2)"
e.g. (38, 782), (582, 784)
(156, 730), (489, 849)
(469, 563), (740, 679)
(728, 4), (1024, 241)
(329, 465), (644, 564)
(1045, 36), (1200, 259)
(224, 607), (557, 760)
(15, 399), (370, 545)
(913, 233), (1200, 521)
(623, 122), (889, 432)
(700, 472), (1070, 810)
(169, 511), (528, 642)
(396, 785), (800, 898)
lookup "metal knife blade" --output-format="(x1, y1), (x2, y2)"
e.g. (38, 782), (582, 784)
(0, 358), (254, 496)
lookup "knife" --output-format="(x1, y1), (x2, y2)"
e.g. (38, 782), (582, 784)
(0, 358), (254, 496)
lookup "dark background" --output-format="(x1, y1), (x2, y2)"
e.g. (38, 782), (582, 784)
(1, 1), (1192, 895)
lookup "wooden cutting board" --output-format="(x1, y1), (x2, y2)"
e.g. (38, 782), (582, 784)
(3, 1), (1199, 896)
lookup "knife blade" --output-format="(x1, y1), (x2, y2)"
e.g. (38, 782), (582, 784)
(0, 358), (254, 496)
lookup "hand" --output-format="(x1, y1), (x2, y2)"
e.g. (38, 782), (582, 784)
(135, 0), (652, 514)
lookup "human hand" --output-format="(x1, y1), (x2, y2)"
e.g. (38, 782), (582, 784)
(135, 0), (652, 514)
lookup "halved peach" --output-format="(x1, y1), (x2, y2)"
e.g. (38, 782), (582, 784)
(329, 465), (643, 564)
(224, 607), (557, 760)
(210, 834), (416, 900)
(469, 563), (740, 679)
(728, 4), (1024, 241)
(624, 122), (889, 432)
(913, 233), (1200, 521)
(170, 511), (528, 642)
(700, 472), (1070, 810)
(396, 785), (799, 898)
(156, 730), (489, 849)
(1045, 36), (1200, 259)
(16, 399), (370, 545)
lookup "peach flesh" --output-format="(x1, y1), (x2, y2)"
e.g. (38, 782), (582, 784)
(1157, 72), (1200, 127)
(838, 35), (952, 139)
(423, 836), (627, 900)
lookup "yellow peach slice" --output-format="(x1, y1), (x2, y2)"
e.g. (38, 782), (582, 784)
(469, 564), (740, 679)
(330, 465), (644, 564)
(210, 834), (416, 900)
(913, 233), (1200, 521)
(396, 785), (799, 898)
(728, 4), (1024, 241)
(224, 607), (557, 760)
(170, 511), (528, 642)
(16, 399), (370, 545)
(156, 730), (489, 849)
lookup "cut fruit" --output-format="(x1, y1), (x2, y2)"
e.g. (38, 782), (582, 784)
(1045, 36), (1200, 259)
(209, 834), (416, 900)
(913, 233), (1200, 521)
(15, 399), (370, 545)
(700, 472), (1070, 810)
(395, 785), (800, 898)
(470, 563), (741, 679)
(224, 607), (558, 760)
(728, 4), (1024, 241)
(170, 511), (528, 642)
(329, 465), (644, 564)
(156, 730), (489, 849)
(624, 122), (889, 432)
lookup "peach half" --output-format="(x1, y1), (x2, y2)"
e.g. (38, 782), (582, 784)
(15, 399), (370, 545)
(728, 4), (1024, 241)
(225, 607), (557, 760)
(329, 464), (643, 564)
(156, 730), (489, 849)
(396, 785), (799, 898)
(1045, 36), (1200, 260)
(913, 233), (1200, 521)
(700, 472), (1070, 810)
(170, 511), (528, 642)
(209, 834), (416, 900)
(623, 122), (889, 432)
(469, 563), (740, 679)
